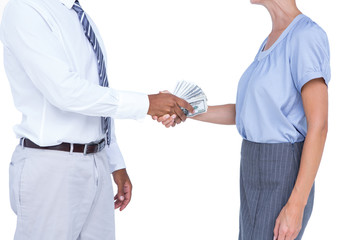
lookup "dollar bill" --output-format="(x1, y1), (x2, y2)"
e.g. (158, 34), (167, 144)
(173, 81), (208, 117)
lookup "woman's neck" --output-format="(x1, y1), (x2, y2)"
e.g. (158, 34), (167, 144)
(263, 0), (301, 33)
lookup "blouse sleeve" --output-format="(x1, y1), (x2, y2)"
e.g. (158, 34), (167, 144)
(289, 23), (331, 92)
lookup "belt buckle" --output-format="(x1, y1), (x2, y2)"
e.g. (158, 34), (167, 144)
(83, 138), (105, 155)
(83, 144), (89, 155)
(20, 138), (25, 149)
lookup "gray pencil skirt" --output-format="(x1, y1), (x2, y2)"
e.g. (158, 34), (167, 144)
(239, 140), (315, 240)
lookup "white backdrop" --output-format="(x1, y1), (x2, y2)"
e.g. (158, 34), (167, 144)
(0, 0), (359, 239)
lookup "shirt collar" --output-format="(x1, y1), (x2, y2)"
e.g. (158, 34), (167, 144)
(60, 0), (76, 9)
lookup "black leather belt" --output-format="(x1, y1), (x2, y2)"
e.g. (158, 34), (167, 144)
(20, 138), (106, 155)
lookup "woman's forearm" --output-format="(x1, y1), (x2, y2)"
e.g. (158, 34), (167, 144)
(191, 104), (236, 125)
(288, 124), (328, 207)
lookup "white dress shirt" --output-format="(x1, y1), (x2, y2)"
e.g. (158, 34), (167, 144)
(0, 0), (150, 172)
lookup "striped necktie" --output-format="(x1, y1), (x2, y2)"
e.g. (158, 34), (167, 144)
(72, 0), (111, 145)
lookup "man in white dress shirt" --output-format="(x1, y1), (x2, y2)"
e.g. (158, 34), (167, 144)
(0, 0), (193, 239)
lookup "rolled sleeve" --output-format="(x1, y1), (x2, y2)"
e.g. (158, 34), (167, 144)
(290, 23), (331, 92)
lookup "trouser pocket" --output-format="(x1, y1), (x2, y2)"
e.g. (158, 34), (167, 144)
(9, 146), (27, 215)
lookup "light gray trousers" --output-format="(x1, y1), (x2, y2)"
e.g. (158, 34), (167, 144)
(9, 145), (115, 240)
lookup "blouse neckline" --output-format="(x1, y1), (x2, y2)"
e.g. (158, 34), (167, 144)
(257, 14), (305, 61)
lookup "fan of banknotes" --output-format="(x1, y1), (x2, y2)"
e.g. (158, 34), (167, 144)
(173, 80), (208, 117)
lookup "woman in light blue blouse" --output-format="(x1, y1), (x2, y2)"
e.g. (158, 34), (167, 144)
(157, 0), (330, 239)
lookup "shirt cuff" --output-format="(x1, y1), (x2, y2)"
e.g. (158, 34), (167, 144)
(112, 90), (149, 119)
(105, 140), (126, 173)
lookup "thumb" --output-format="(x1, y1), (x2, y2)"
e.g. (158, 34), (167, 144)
(114, 183), (125, 210)
(159, 90), (170, 94)
(117, 185), (125, 201)
(177, 98), (194, 114)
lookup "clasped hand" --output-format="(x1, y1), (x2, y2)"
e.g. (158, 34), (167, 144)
(148, 91), (192, 127)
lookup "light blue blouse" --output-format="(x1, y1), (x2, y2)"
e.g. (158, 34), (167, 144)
(235, 14), (331, 143)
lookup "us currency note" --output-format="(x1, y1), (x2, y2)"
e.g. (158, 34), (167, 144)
(173, 81), (208, 117)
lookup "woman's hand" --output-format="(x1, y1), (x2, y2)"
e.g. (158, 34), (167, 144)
(273, 202), (304, 240)
(152, 114), (177, 128)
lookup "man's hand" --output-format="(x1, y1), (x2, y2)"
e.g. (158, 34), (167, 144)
(148, 92), (194, 123)
(112, 169), (132, 211)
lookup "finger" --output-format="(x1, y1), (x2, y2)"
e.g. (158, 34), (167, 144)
(288, 231), (299, 240)
(162, 116), (174, 126)
(120, 193), (131, 211)
(165, 119), (175, 128)
(284, 234), (293, 240)
(114, 185), (125, 210)
(174, 105), (187, 122)
(165, 123), (173, 128)
(113, 193), (124, 201)
(114, 194), (122, 210)
(176, 98), (194, 114)
(114, 195), (125, 209)
(120, 182), (132, 211)
(291, 230), (300, 240)
(160, 90), (171, 94)
(163, 121), (173, 128)
(174, 116), (182, 124)
(158, 114), (170, 122)
(277, 228), (287, 240)
(152, 116), (158, 121)
(165, 116), (176, 128)
(273, 219), (280, 240)
(169, 113), (181, 124)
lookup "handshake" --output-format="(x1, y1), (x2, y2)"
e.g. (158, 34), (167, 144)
(148, 81), (208, 127)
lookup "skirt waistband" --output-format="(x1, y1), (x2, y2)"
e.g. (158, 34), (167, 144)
(242, 139), (304, 146)
(241, 139), (304, 162)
